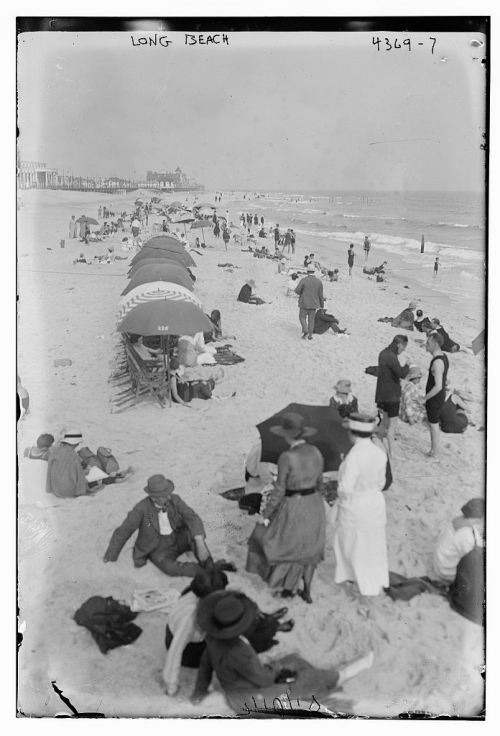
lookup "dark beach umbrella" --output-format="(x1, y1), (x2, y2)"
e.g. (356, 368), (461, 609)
(117, 298), (212, 337)
(143, 235), (187, 253)
(122, 262), (194, 295)
(190, 219), (210, 244)
(128, 253), (191, 277)
(76, 216), (99, 225)
(256, 403), (352, 471)
(131, 244), (197, 268)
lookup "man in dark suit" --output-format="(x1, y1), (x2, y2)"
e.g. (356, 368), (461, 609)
(375, 335), (411, 454)
(104, 474), (219, 577)
(294, 265), (325, 340)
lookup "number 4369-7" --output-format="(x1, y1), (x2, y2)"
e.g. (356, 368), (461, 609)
(372, 37), (437, 53)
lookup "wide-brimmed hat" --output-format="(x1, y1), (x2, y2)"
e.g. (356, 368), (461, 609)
(144, 474), (175, 497)
(197, 591), (257, 639)
(344, 412), (376, 435)
(246, 279), (256, 288)
(62, 431), (82, 445)
(461, 498), (485, 519)
(407, 366), (423, 381)
(334, 379), (352, 394)
(270, 412), (317, 439)
(408, 301), (418, 309)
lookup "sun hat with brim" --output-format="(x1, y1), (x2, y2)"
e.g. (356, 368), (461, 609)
(407, 366), (423, 381)
(334, 379), (352, 394)
(63, 432), (82, 445)
(144, 474), (175, 497)
(344, 413), (376, 435)
(461, 498), (485, 519)
(270, 412), (317, 440)
(246, 279), (256, 288)
(197, 591), (258, 639)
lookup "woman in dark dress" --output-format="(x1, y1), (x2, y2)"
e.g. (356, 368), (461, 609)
(424, 331), (449, 458)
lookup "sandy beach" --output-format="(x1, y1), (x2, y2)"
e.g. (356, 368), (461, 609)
(17, 188), (485, 718)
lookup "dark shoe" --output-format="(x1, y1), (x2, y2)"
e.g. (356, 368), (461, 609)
(277, 619), (295, 632)
(297, 589), (313, 604)
(215, 560), (237, 572)
(270, 607), (288, 620)
(301, 333), (307, 339)
(307, 335), (313, 341)
(280, 590), (295, 599)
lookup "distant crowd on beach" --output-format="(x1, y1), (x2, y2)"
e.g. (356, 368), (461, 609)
(19, 192), (484, 715)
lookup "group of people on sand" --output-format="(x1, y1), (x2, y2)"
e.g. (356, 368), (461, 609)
(21, 198), (483, 715)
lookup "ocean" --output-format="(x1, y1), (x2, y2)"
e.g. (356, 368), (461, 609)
(245, 190), (486, 291)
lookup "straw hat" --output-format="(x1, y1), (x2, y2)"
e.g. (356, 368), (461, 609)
(270, 412), (317, 440)
(62, 431), (82, 445)
(197, 591), (257, 639)
(246, 279), (256, 288)
(334, 379), (352, 394)
(344, 412), (376, 435)
(407, 366), (423, 381)
(144, 474), (175, 497)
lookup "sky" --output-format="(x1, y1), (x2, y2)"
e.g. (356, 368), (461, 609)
(17, 30), (487, 191)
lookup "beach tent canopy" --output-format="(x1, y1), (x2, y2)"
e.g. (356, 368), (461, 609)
(130, 245), (196, 269)
(122, 262), (194, 296)
(118, 281), (202, 322)
(117, 298), (212, 337)
(170, 213), (195, 224)
(191, 220), (211, 230)
(256, 403), (352, 472)
(128, 253), (195, 277)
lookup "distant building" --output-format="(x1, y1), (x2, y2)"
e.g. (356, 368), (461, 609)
(17, 160), (58, 189)
(146, 166), (190, 189)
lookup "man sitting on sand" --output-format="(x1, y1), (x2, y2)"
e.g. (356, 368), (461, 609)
(295, 265), (325, 340)
(313, 308), (348, 336)
(433, 498), (484, 583)
(428, 318), (460, 353)
(46, 431), (132, 498)
(237, 279), (266, 305)
(103, 474), (234, 577)
(329, 380), (359, 418)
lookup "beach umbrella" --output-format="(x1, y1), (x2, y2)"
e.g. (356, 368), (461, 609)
(128, 253), (193, 277)
(256, 403), (352, 471)
(118, 281), (202, 322)
(118, 299), (212, 408)
(171, 213), (195, 223)
(122, 262), (194, 296)
(145, 235), (184, 248)
(471, 329), (485, 356)
(131, 245), (196, 268)
(190, 219), (210, 244)
(76, 216), (99, 225)
(135, 198), (144, 205)
(194, 202), (216, 209)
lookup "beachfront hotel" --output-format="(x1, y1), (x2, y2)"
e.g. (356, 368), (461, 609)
(17, 159), (58, 189)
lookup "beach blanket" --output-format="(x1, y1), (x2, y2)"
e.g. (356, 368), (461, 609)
(214, 346), (245, 365)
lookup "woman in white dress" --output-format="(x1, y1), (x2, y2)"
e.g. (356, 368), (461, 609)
(332, 413), (389, 596)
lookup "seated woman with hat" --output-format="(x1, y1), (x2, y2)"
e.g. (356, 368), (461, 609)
(237, 279), (266, 305)
(378, 302), (417, 330)
(331, 414), (389, 597)
(163, 570), (294, 696)
(246, 412), (326, 604)
(191, 590), (374, 713)
(103, 474), (235, 577)
(329, 380), (359, 418)
(399, 366), (426, 424)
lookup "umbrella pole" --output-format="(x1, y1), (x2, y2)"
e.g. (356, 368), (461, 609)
(164, 335), (172, 408)
(202, 227), (206, 245)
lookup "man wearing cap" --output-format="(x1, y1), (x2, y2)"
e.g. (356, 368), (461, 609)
(103, 475), (217, 578)
(294, 266), (325, 340)
(433, 498), (485, 583)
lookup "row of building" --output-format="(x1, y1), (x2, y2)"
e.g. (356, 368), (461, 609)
(17, 160), (203, 192)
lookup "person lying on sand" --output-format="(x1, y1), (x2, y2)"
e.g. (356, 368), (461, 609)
(237, 279), (266, 305)
(191, 590), (374, 711)
(363, 261), (387, 276)
(378, 301), (417, 330)
(103, 474), (235, 577)
(426, 318), (460, 353)
(162, 569), (294, 697)
(329, 380), (359, 418)
(46, 431), (133, 498)
(399, 366), (426, 425)
(433, 498), (484, 583)
(313, 308), (348, 336)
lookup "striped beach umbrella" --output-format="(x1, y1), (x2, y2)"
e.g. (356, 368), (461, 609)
(117, 281), (202, 322)
(122, 262), (194, 295)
